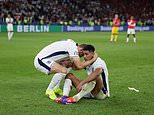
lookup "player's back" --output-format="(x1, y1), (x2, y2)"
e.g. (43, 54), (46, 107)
(36, 39), (77, 62)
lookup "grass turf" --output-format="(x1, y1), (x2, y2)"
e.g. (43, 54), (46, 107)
(0, 32), (154, 115)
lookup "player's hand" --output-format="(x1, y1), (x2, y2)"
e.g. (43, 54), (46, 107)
(76, 83), (83, 92)
(92, 52), (98, 61)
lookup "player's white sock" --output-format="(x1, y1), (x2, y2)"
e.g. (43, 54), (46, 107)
(10, 32), (14, 40)
(126, 37), (129, 43)
(53, 80), (61, 89)
(63, 79), (72, 96)
(8, 32), (11, 40)
(46, 73), (66, 91)
(73, 81), (96, 101)
(114, 35), (118, 42)
(133, 37), (136, 43)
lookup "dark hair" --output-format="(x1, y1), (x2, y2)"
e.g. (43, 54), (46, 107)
(78, 44), (87, 48)
(83, 44), (95, 52)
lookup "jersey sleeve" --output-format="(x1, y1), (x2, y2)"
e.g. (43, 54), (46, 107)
(93, 58), (104, 70)
(6, 18), (9, 23)
(67, 41), (79, 58)
(11, 18), (13, 23)
(132, 20), (136, 26)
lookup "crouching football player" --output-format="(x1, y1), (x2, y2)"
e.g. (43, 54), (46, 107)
(55, 45), (110, 104)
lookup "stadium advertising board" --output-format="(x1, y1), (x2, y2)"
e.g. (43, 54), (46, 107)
(63, 26), (154, 32)
(66, 26), (95, 32)
(17, 25), (50, 32)
(0, 25), (63, 32)
(0, 25), (154, 32)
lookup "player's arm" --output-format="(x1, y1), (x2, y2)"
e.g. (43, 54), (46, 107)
(113, 19), (116, 25)
(72, 53), (97, 70)
(81, 68), (102, 85)
(71, 62), (79, 70)
(76, 68), (102, 92)
(128, 20), (133, 25)
(114, 19), (120, 26)
(11, 18), (14, 24)
(116, 19), (120, 26)
(132, 21), (136, 26)
(6, 18), (8, 23)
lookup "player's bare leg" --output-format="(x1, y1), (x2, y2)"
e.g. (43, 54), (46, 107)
(91, 76), (103, 96)
(91, 76), (108, 99)
(110, 34), (114, 42)
(8, 31), (11, 41)
(126, 34), (130, 43)
(114, 34), (118, 42)
(50, 62), (68, 74)
(10, 31), (14, 40)
(8, 31), (13, 41)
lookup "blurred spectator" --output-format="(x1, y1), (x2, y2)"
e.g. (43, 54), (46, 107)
(0, 0), (153, 26)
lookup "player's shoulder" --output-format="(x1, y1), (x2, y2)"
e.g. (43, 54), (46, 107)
(90, 57), (106, 70)
(96, 57), (102, 61)
(54, 39), (77, 52)
(93, 57), (104, 65)
(66, 39), (77, 46)
(133, 20), (136, 23)
(66, 39), (77, 48)
(58, 39), (76, 44)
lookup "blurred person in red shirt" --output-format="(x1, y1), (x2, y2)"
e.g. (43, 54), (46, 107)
(126, 16), (137, 43)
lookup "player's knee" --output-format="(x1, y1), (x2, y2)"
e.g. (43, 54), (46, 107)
(91, 81), (96, 86)
(65, 73), (74, 79)
(61, 69), (68, 74)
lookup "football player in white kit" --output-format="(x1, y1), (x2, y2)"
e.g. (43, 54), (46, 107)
(34, 39), (97, 100)
(55, 45), (110, 104)
(6, 14), (14, 41)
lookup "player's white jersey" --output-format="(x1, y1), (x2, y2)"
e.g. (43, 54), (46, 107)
(86, 57), (110, 96)
(36, 39), (79, 63)
(86, 57), (108, 76)
(6, 18), (13, 31)
(6, 18), (13, 25)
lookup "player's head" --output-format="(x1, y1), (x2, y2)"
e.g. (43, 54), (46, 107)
(115, 14), (118, 19)
(8, 14), (11, 18)
(82, 45), (95, 61)
(77, 44), (87, 57)
(130, 16), (134, 20)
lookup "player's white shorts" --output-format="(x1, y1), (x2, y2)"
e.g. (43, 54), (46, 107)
(7, 24), (13, 31)
(127, 28), (135, 34)
(34, 56), (55, 75)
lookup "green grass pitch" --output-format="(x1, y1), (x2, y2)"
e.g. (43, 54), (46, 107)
(0, 32), (154, 115)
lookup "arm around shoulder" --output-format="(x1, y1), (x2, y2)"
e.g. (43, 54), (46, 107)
(72, 53), (98, 69)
